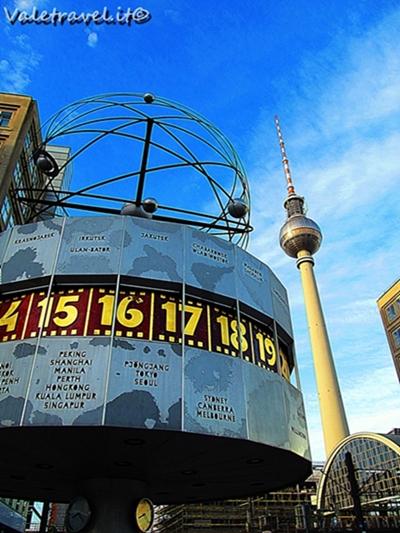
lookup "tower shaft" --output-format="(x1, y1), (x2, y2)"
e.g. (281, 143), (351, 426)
(276, 115), (349, 458)
(297, 250), (349, 456)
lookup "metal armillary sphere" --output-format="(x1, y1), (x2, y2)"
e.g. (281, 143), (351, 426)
(23, 92), (252, 247)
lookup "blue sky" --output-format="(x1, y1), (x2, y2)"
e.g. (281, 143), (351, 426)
(1, 0), (399, 461)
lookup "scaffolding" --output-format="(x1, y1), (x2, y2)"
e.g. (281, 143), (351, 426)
(155, 466), (323, 533)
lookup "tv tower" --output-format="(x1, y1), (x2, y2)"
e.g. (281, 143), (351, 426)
(275, 116), (349, 457)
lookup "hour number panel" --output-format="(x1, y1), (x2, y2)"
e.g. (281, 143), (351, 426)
(0, 286), (292, 380)
(252, 322), (277, 373)
(0, 293), (31, 341)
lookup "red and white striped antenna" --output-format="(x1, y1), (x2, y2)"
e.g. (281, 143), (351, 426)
(274, 115), (296, 195)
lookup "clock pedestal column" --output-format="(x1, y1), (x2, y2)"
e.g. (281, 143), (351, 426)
(82, 478), (148, 533)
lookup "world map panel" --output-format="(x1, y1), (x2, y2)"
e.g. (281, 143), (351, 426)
(121, 217), (184, 283)
(283, 381), (311, 460)
(185, 229), (236, 300)
(104, 338), (182, 430)
(56, 216), (124, 275)
(0, 228), (11, 267)
(22, 337), (111, 426)
(183, 348), (247, 439)
(0, 340), (37, 427)
(244, 363), (290, 451)
(235, 246), (274, 318)
(269, 270), (293, 337)
(2, 219), (63, 283)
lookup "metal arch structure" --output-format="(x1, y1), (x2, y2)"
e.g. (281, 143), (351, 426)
(18, 92), (253, 247)
(316, 431), (400, 510)
(316, 431), (400, 532)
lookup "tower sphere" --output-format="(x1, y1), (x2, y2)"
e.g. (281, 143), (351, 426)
(279, 214), (322, 258)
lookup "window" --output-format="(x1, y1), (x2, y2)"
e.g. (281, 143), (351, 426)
(13, 161), (23, 188)
(0, 194), (15, 229)
(386, 304), (397, 322)
(24, 129), (32, 149)
(393, 328), (400, 349)
(0, 111), (12, 127)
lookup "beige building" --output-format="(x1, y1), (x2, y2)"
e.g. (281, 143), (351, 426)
(0, 93), (71, 228)
(0, 93), (46, 228)
(377, 279), (400, 381)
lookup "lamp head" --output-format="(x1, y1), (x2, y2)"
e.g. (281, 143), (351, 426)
(33, 150), (59, 178)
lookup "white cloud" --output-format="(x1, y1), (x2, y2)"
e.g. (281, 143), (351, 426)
(164, 9), (183, 25)
(344, 366), (400, 433)
(14, 0), (47, 9)
(304, 366), (400, 461)
(87, 31), (98, 48)
(0, 33), (41, 92)
(316, 17), (400, 135)
(247, 6), (400, 461)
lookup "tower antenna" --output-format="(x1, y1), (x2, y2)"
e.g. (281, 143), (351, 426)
(274, 115), (295, 195)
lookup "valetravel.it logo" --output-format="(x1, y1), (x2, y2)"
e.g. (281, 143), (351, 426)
(3, 5), (152, 26)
